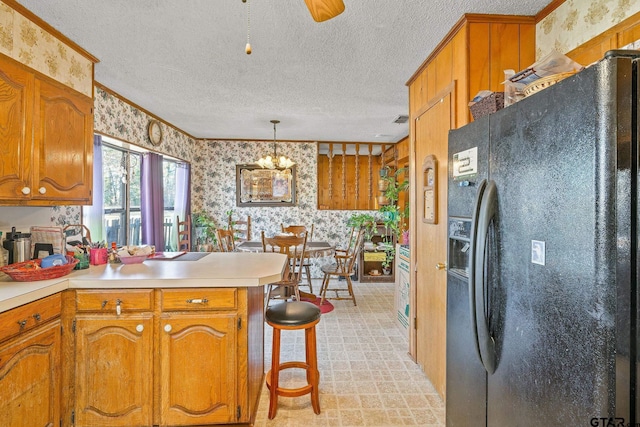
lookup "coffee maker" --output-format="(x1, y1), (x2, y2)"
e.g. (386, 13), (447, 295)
(3, 227), (32, 265)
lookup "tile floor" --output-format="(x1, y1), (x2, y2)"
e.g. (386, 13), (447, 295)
(253, 279), (445, 427)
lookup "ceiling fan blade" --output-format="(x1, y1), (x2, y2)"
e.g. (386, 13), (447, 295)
(304, 0), (345, 22)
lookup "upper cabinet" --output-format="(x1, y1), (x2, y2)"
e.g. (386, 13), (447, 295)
(0, 54), (94, 205)
(0, 1), (97, 206)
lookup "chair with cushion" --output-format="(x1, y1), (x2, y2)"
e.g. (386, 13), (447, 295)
(176, 215), (191, 251)
(319, 227), (364, 306)
(261, 231), (308, 310)
(281, 224), (315, 292)
(216, 228), (236, 252)
(229, 214), (251, 242)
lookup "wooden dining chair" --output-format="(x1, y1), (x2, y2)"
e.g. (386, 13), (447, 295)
(319, 227), (364, 306)
(229, 214), (251, 242)
(261, 231), (308, 311)
(176, 215), (191, 251)
(281, 224), (315, 292)
(216, 228), (236, 252)
(335, 226), (359, 256)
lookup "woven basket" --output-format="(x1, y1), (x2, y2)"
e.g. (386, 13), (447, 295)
(469, 92), (504, 120)
(523, 71), (576, 97)
(0, 255), (79, 282)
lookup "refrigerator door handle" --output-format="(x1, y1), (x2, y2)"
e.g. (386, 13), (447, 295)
(474, 179), (497, 374)
(468, 179), (487, 366)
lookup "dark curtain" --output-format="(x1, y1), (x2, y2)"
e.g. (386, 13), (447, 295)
(141, 152), (165, 248)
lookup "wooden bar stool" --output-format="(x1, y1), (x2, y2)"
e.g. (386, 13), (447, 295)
(265, 301), (321, 419)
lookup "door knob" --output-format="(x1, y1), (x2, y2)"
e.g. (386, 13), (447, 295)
(38, 187), (46, 194)
(435, 262), (447, 270)
(21, 187), (30, 195)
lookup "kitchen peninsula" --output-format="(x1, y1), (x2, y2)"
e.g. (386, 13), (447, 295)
(0, 252), (287, 427)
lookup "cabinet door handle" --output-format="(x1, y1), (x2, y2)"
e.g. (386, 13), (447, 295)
(186, 298), (208, 304)
(32, 313), (41, 322)
(116, 299), (122, 316)
(21, 187), (31, 195)
(164, 324), (172, 333)
(17, 319), (27, 330)
(136, 324), (144, 332)
(435, 262), (447, 270)
(38, 187), (46, 194)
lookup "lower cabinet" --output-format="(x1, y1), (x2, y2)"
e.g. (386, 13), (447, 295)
(159, 313), (238, 425)
(0, 321), (61, 427)
(74, 314), (154, 427)
(71, 287), (261, 427)
(0, 294), (62, 427)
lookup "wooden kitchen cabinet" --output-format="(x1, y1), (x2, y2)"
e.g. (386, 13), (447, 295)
(70, 287), (263, 427)
(0, 294), (62, 427)
(73, 289), (154, 427)
(159, 313), (238, 425)
(74, 314), (154, 427)
(158, 288), (241, 426)
(0, 54), (93, 206)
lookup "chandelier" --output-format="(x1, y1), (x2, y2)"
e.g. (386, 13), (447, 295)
(256, 120), (295, 169)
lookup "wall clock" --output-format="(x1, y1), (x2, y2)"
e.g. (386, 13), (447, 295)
(148, 120), (163, 146)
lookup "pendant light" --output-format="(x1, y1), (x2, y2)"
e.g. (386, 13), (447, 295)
(256, 120), (295, 169)
(243, 0), (251, 54)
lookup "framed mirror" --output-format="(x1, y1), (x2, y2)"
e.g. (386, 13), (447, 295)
(235, 164), (296, 207)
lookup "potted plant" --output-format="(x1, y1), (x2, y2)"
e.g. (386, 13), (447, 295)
(378, 166), (409, 239)
(381, 248), (394, 275)
(377, 166), (410, 274)
(193, 211), (218, 251)
(346, 213), (378, 242)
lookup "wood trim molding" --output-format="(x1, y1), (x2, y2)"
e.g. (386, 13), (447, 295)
(94, 82), (200, 141)
(413, 81), (456, 119)
(2, 0), (99, 63)
(535, 0), (565, 23)
(406, 14), (535, 86)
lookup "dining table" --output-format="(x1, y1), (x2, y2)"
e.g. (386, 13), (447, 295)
(236, 240), (335, 300)
(235, 240), (335, 258)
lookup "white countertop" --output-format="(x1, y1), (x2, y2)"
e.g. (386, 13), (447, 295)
(0, 252), (287, 312)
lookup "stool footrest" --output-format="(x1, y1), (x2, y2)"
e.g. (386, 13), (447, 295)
(266, 361), (319, 398)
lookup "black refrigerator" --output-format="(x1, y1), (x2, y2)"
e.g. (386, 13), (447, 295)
(446, 51), (638, 426)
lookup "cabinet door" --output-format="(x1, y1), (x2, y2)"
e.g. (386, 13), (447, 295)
(159, 313), (238, 426)
(0, 57), (33, 200)
(33, 77), (93, 204)
(0, 320), (61, 427)
(74, 314), (153, 427)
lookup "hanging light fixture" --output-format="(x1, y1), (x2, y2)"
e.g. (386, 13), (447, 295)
(256, 120), (295, 169)
(243, 0), (252, 54)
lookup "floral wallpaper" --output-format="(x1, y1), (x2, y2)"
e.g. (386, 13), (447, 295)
(537, 0), (640, 59)
(94, 87), (197, 163)
(91, 88), (374, 276)
(0, 1), (94, 96)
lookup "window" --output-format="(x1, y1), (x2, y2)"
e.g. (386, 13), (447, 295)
(101, 137), (185, 250)
(103, 143), (141, 247)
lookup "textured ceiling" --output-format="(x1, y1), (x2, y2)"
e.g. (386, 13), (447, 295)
(15, 0), (550, 143)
